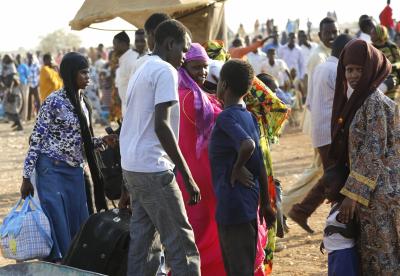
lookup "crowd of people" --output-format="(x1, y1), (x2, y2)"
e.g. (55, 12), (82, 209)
(0, 29), (149, 132)
(2, 2), (397, 276)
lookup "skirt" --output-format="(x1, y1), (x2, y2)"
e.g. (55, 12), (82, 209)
(35, 154), (89, 261)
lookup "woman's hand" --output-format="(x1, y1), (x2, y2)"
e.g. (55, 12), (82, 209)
(102, 134), (118, 147)
(20, 178), (34, 199)
(338, 197), (357, 223)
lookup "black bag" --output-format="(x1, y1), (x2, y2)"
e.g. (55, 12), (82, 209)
(99, 125), (123, 200)
(99, 147), (123, 200)
(62, 209), (130, 276)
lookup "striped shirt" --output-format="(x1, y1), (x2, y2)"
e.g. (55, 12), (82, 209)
(309, 56), (338, 148)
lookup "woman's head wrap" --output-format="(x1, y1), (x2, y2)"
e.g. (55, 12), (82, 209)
(330, 39), (391, 165)
(60, 52), (108, 211)
(203, 40), (230, 62)
(179, 43), (215, 158)
(374, 24), (389, 45)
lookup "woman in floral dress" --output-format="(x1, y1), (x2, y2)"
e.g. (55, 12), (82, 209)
(330, 39), (400, 274)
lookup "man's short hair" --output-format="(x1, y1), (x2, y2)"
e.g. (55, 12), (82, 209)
(144, 13), (171, 33)
(154, 19), (190, 45)
(135, 29), (145, 36)
(332, 34), (353, 58)
(114, 31), (130, 44)
(220, 59), (254, 97)
(232, 38), (243, 48)
(43, 53), (52, 62)
(359, 17), (374, 33)
(257, 73), (278, 89)
(319, 17), (336, 32)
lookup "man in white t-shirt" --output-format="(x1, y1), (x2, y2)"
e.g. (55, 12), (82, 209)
(278, 32), (306, 79)
(298, 30), (318, 68)
(247, 37), (268, 75)
(119, 19), (201, 276)
(113, 31), (139, 116)
(261, 48), (291, 87)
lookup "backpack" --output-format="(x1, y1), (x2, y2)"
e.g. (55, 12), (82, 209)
(62, 208), (130, 276)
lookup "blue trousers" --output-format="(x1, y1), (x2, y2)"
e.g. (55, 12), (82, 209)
(36, 154), (89, 260)
(328, 247), (359, 276)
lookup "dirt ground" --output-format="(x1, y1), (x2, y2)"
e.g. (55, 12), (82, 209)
(0, 122), (329, 275)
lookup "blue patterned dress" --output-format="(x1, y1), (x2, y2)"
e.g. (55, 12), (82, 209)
(23, 88), (104, 260)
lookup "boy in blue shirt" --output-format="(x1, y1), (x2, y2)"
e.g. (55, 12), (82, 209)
(209, 59), (275, 276)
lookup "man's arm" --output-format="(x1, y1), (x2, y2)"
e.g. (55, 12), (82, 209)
(154, 101), (200, 205)
(231, 139), (256, 187)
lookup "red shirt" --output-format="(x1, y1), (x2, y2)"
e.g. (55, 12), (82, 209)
(380, 5), (394, 28)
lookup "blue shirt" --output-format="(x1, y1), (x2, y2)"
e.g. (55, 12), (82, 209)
(276, 88), (294, 106)
(209, 104), (263, 225)
(17, 63), (30, 85)
(262, 42), (281, 54)
(23, 89), (104, 178)
(28, 63), (40, 88)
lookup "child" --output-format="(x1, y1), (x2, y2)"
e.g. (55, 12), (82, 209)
(209, 59), (275, 276)
(321, 161), (359, 276)
(322, 203), (359, 276)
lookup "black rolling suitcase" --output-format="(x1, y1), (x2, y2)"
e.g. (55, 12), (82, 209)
(62, 208), (130, 276)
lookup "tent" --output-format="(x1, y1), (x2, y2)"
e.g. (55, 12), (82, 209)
(69, 0), (227, 44)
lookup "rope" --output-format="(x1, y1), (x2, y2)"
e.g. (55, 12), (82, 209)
(87, 26), (137, 32)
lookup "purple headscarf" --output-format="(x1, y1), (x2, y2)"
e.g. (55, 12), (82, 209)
(178, 43), (215, 158)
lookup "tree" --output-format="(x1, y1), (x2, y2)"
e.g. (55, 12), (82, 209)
(38, 29), (81, 54)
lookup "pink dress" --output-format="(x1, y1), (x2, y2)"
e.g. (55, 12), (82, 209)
(177, 88), (226, 276)
(177, 88), (268, 276)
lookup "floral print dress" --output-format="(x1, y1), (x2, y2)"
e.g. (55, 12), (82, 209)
(244, 77), (290, 275)
(340, 91), (400, 274)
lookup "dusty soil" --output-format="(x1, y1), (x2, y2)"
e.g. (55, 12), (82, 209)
(0, 122), (328, 275)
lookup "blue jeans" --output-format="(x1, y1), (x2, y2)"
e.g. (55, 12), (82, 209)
(36, 154), (89, 260)
(328, 247), (359, 276)
(123, 169), (200, 276)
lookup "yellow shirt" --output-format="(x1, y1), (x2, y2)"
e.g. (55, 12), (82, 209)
(39, 66), (63, 102)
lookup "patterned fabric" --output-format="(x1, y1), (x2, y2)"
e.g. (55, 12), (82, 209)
(203, 40), (230, 62)
(0, 197), (52, 261)
(374, 40), (400, 102)
(244, 77), (290, 274)
(109, 52), (122, 121)
(23, 89), (104, 178)
(28, 63), (40, 88)
(340, 91), (400, 274)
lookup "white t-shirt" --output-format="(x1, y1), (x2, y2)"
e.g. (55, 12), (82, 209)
(246, 51), (267, 75)
(260, 59), (289, 86)
(116, 49), (139, 116)
(309, 56), (338, 148)
(323, 204), (355, 253)
(120, 55), (180, 173)
(206, 59), (224, 85)
(300, 43), (318, 68)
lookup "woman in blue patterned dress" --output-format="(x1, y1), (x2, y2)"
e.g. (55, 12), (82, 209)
(20, 52), (117, 261)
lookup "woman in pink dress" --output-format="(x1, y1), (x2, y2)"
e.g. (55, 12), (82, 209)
(176, 43), (225, 275)
(177, 43), (268, 276)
